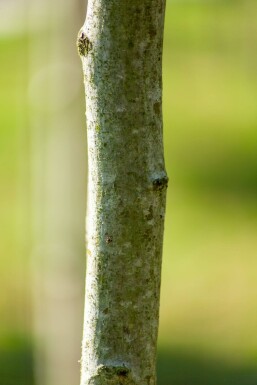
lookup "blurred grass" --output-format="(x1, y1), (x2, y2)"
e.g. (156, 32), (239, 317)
(157, 348), (257, 385)
(0, 335), (34, 385)
(1, 0), (257, 384)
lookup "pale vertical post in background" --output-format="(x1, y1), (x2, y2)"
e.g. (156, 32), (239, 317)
(78, 1), (168, 385)
(29, 1), (87, 385)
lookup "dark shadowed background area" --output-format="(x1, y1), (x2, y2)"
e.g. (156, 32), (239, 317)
(1, 0), (257, 384)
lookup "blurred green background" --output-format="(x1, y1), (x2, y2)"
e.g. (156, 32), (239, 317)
(1, 0), (257, 384)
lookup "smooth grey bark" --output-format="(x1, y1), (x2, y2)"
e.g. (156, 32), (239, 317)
(78, 1), (167, 385)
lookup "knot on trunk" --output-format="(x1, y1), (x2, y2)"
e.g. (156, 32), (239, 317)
(89, 365), (136, 385)
(77, 30), (92, 56)
(152, 174), (169, 191)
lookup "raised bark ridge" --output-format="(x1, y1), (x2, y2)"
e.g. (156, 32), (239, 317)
(78, 1), (167, 385)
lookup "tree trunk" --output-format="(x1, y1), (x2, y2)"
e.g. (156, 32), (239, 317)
(78, 1), (167, 385)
